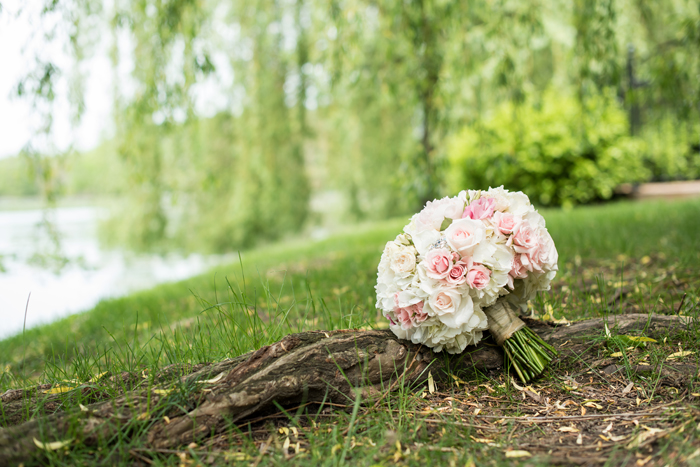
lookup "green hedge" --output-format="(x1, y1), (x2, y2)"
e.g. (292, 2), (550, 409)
(446, 92), (649, 207)
(641, 117), (700, 182)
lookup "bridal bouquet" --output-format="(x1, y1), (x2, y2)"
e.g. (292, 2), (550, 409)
(375, 187), (558, 382)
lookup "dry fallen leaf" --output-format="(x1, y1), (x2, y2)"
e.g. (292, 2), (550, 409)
(88, 371), (108, 383)
(198, 372), (225, 384)
(558, 426), (580, 433)
(511, 378), (524, 390)
(224, 452), (251, 461)
(584, 401), (604, 410)
(505, 450), (531, 458)
(667, 351), (694, 361)
(43, 386), (77, 394)
(610, 352), (624, 358)
(428, 371), (435, 394)
(451, 374), (468, 387)
(624, 336), (657, 343)
(470, 437), (493, 443)
(626, 426), (665, 449)
(622, 382), (634, 395)
(33, 437), (73, 451)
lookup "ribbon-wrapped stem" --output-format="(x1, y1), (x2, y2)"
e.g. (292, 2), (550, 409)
(484, 300), (557, 383)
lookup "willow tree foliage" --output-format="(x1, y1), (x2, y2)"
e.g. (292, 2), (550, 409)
(11, 0), (700, 253)
(104, 0), (310, 251)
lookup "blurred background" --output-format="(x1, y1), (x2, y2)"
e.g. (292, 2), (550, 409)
(0, 0), (698, 336)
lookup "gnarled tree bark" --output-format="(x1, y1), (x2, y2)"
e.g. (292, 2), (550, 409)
(0, 313), (693, 464)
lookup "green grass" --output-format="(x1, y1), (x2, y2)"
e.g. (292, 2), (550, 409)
(1, 197), (700, 466)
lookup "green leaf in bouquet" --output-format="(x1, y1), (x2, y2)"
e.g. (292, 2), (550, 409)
(440, 217), (454, 231)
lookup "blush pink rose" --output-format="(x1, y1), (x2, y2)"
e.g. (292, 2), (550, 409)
(395, 301), (427, 329)
(424, 248), (456, 280)
(509, 254), (528, 279)
(466, 263), (491, 289)
(492, 211), (521, 236)
(520, 233), (553, 273)
(462, 197), (496, 220)
(445, 260), (468, 286)
(511, 220), (539, 254)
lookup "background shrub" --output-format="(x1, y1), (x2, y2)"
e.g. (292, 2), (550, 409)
(447, 92), (649, 207)
(640, 117), (700, 182)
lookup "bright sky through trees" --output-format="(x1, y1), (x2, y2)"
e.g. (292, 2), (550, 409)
(0, 1), (114, 157)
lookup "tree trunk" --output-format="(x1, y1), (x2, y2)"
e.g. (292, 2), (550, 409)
(0, 313), (692, 464)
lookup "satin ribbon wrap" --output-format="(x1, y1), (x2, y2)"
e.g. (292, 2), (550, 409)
(484, 300), (525, 346)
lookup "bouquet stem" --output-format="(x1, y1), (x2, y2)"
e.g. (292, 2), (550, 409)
(484, 301), (557, 383)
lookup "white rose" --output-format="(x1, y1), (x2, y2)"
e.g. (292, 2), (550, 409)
(375, 279), (397, 312)
(410, 229), (441, 256)
(524, 210), (546, 229)
(426, 289), (475, 328)
(483, 186), (511, 212)
(389, 323), (412, 341)
(410, 306), (488, 353)
(504, 191), (534, 217)
(482, 243), (515, 273)
(381, 241), (401, 262)
(520, 270), (556, 299)
(416, 263), (441, 297)
(390, 245), (417, 275)
(408, 197), (465, 234)
(395, 287), (427, 308)
(444, 218), (485, 256)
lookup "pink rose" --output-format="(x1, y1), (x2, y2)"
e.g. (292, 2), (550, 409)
(509, 254), (528, 279)
(445, 260), (468, 286)
(424, 248), (456, 280)
(395, 301), (427, 329)
(521, 232), (555, 273)
(462, 197), (496, 220)
(466, 263), (491, 290)
(511, 220), (539, 254)
(492, 211), (521, 236)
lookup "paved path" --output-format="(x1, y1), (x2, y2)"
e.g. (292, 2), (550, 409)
(618, 180), (700, 200)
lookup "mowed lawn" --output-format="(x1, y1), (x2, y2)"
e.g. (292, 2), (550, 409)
(1, 197), (700, 466)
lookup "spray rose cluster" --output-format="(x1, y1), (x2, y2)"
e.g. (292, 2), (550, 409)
(375, 187), (558, 353)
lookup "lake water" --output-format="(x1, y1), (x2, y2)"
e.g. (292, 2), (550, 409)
(0, 205), (231, 339)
